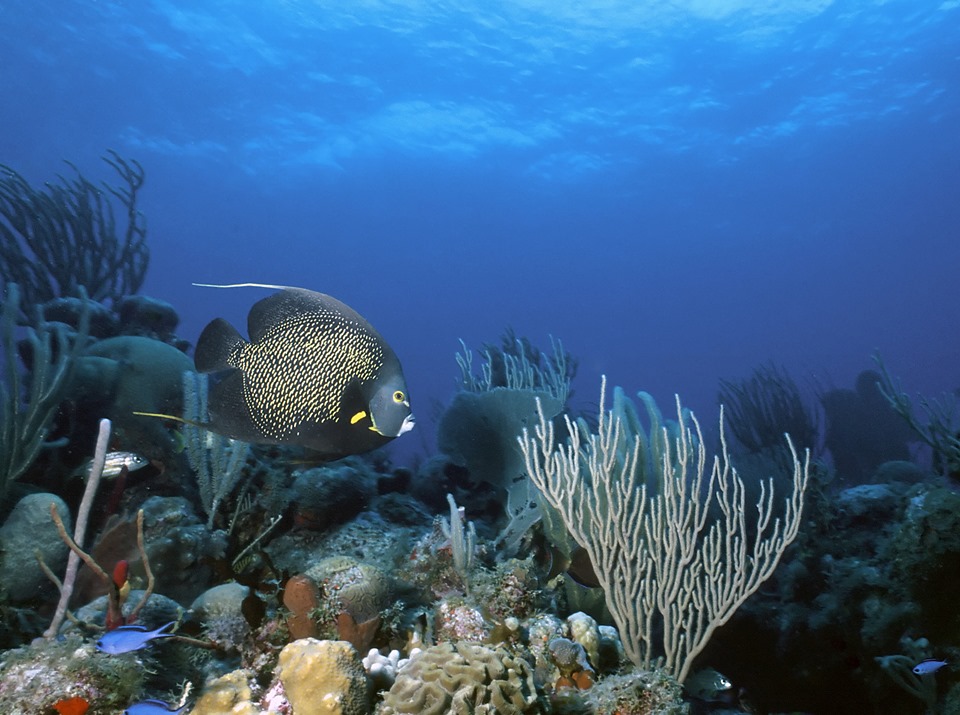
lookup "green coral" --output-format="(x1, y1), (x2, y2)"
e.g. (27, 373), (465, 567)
(0, 283), (88, 502)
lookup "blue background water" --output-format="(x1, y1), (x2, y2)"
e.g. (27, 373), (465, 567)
(2, 1), (958, 462)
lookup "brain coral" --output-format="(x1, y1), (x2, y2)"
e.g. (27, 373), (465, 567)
(379, 641), (544, 715)
(277, 638), (369, 715)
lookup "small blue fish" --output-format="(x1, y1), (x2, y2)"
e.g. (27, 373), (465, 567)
(125, 700), (187, 715)
(96, 621), (176, 654)
(913, 659), (949, 675)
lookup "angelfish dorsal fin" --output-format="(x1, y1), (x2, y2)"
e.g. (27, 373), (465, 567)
(195, 318), (246, 373)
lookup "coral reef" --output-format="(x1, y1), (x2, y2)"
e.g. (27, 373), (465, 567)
(379, 641), (544, 715)
(306, 556), (392, 626)
(116, 295), (180, 343)
(584, 669), (688, 715)
(283, 573), (321, 641)
(187, 669), (260, 715)
(520, 378), (810, 681)
(695, 473), (960, 713)
(75, 496), (226, 606)
(0, 635), (145, 714)
(275, 638), (369, 715)
(3, 284), (957, 715)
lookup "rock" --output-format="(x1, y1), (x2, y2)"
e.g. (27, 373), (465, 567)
(42, 296), (118, 337)
(71, 591), (183, 633)
(567, 612), (601, 670)
(873, 460), (928, 484)
(276, 639), (369, 715)
(0, 493), (71, 602)
(190, 583), (251, 651)
(139, 496), (227, 604)
(289, 461), (375, 530)
(117, 295), (180, 340)
(190, 582), (250, 619)
(835, 483), (902, 522)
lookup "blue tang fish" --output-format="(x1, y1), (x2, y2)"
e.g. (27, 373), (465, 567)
(96, 621), (176, 654)
(125, 700), (187, 715)
(913, 659), (948, 675)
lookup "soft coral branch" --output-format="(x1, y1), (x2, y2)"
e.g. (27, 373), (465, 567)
(43, 417), (111, 638)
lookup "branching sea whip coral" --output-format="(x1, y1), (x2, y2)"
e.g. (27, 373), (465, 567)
(874, 351), (960, 478)
(520, 376), (810, 683)
(0, 283), (89, 500)
(0, 152), (147, 321)
(718, 361), (819, 460)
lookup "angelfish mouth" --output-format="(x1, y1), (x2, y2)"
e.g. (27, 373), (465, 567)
(397, 413), (416, 436)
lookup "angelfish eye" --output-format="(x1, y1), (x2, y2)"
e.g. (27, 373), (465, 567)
(393, 391), (405, 403)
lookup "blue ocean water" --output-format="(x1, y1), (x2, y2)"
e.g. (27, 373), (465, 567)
(1, 0), (958, 460)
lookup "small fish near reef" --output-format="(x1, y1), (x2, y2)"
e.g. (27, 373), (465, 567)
(191, 283), (415, 460)
(79, 451), (149, 479)
(913, 658), (949, 675)
(125, 699), (188, 715)
(96, 621), (177, 654)
(683, 667), (734, 703)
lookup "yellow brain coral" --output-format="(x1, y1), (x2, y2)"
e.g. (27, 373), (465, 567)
(276, 638), (370, 715)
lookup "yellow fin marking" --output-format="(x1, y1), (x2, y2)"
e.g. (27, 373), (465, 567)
(350, 410), (367, 425)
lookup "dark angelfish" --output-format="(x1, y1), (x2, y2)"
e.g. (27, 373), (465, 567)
(192, 283), (414, 461)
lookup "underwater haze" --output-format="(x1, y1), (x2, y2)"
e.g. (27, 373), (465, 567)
(2, 0), (958, 458)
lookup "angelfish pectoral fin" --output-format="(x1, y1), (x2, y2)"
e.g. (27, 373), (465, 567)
(350, 410), (368, 425)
